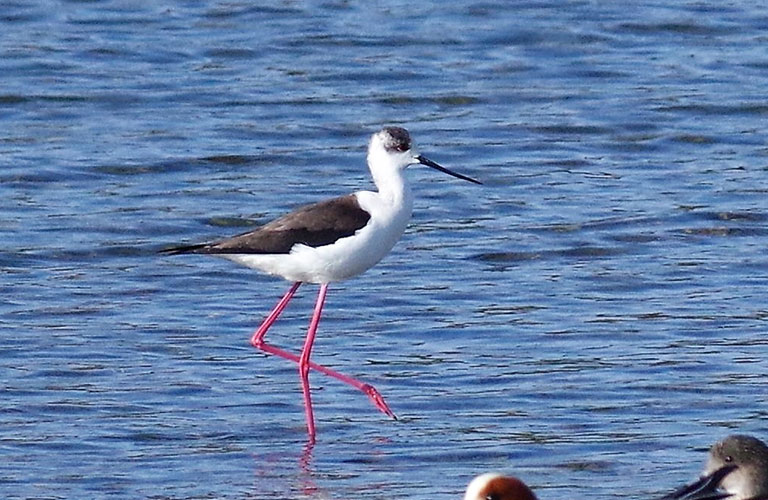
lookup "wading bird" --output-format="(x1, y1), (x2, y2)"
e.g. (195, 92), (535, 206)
(163, 127), (481, 442)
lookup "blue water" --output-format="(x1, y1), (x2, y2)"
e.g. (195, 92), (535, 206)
(2, 1), (768, 499)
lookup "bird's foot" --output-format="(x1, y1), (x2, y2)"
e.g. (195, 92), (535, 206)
(361, 383), (397, 420)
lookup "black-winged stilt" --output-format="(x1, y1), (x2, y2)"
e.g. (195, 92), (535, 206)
(661, 435), (768, 500)
(162, 127), (481, 442)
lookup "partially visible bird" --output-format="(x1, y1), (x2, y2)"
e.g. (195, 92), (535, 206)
(463, 473), (538, 500)
(659, 434), (768, 500)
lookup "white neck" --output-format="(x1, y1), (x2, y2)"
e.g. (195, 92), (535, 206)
(367, 147), (411, 206)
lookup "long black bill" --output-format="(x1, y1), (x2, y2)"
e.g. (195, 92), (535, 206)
(415, 155), (482, 185)
(656, 465), (738, 500)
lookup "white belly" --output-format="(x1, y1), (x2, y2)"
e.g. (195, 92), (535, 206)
(222, 190), (413, 284)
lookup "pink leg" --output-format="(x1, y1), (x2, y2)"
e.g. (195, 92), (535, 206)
(298, 283), (328, 442)
(250, 283), (396, 425)
(250, 281), (302, 346)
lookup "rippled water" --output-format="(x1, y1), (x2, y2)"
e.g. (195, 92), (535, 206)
(2, 1), (768, 499)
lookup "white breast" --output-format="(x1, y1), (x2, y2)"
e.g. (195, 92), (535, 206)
(221, 190), (413, 284)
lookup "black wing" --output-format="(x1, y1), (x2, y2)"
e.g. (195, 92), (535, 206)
(161, 194), (371, 255)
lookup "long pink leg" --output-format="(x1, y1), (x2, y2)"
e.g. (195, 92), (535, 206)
(250, 281), (302, 346)
(297, 283), (328, 442)
(250, 283), (396, 420)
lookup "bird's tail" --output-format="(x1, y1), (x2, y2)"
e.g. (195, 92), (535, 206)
(159, 243), (212, 255)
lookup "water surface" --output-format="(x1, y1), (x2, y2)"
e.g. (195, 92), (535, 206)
(2, 1), (767, 499)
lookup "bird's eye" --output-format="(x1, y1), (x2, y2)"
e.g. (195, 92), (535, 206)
(383, 140), (409, 153)
(724, 455), (733, 462)
(486, 495), (499, 500)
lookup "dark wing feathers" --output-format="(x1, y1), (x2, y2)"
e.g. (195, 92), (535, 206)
(161, 194), (371, 255)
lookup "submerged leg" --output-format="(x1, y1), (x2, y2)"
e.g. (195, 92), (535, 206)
(250, 283), (396, 422)
(298, 283), (328, 442)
